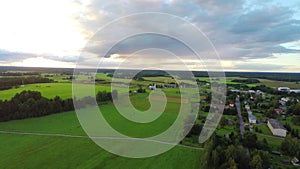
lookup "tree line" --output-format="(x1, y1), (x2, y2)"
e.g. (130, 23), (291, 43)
(231, 78), (260, 84)
(0, 76), (54, 90)
(0, 72), (40, 76)
(0, 90), (117, 122)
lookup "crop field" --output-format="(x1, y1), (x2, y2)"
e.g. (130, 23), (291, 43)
(0, 109), (203, 169)
(225, 77), (300, 88)
(256, 78), (300, 88)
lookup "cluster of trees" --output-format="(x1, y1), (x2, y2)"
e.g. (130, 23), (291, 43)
(95, 90), (118, 102)
(0, 90), (118, 122)
(0, 91), (73, 121)
(243, 132), (269, 151)
(0, 76), (54, 90)
(186, 124), (203, 137)
(281, 135), (300, 157)
(284, 123), (300, 138)
(250, 85), (281, 95)
(292, 116), (300, 125)
(232, 78), (260, 84)
(288, 102), (300, 115)
(137, 86), (146, 93)
(224, 107), (236, 115)
(201, 132), (271, 169)
(201, 134), (250, 169)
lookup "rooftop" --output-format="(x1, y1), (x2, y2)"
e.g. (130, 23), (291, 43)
(268, 119), (285, 130)
(248, 114), (256, 120)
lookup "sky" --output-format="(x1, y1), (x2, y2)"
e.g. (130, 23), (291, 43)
(0, 0), (299, 72)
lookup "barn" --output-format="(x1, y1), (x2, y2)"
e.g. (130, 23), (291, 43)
(267, 119), (287, 137)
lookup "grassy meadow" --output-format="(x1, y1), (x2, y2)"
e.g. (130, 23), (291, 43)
(0, 110), (203, 169)
(0, 73), (204, 168)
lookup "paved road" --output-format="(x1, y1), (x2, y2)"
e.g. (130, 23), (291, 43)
(235, 97), (245, 136)
(235, 96), (249, 155)
(0, 130), (204, 150)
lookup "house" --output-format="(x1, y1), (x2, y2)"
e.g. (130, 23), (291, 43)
(230, 89), (240, 92)
(291, 157), (300, 166)
(267, 119), (287, 137)
(164, 83), (177, 88)
(271, 151), (281, 156)
(274, 108), (283, 115)
(256, 90), (264, 95)
(290, 89), (300, 93)
(278, 87), (290, 92)
(248, 114), (257, 124)
(229, 102), (235, 108)
(148, 84), (156, 90)
(281, 97), (290, 103)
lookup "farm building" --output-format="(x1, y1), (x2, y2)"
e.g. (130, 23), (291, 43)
(148, 84), (156, 90)
(248, 114), (257, 124)
(278, 87), (290, 92)
(267, 119), (287, 137)
(291, 157), (300, 166)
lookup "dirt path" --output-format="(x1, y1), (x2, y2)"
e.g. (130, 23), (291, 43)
(0, 130), (203, 150)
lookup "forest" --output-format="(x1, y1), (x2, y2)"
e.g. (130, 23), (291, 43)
(0, 90), (114, 122)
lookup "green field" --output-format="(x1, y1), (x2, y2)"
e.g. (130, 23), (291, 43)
(0, 83), (112, 100)
(0, 110), (203, 169)
(224, 77), (300, 89)
(0, 89), (203, 168)
(257, 78), (300, 88)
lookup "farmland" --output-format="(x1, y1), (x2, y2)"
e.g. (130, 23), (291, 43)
(1, 70), (300, 169)
(0, 111), (203, 169)
(0, 83), (111, 100)
(0, 73), (204, 168)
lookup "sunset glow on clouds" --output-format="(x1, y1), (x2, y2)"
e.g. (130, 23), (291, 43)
(0, 0), (299, 72)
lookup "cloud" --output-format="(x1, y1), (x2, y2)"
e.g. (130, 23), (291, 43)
(77, 1), (300, 62)
(234, 63), (285, 71)
(0, 50), (37, 62)
(1, 0), (300, 71)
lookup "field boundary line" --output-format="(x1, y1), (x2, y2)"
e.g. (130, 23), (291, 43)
(0, 130), (204, 150)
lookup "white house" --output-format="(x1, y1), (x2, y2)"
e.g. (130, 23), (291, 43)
(248, 114), (257, 124)
(278, 87), (290, 92)
(267, 119), (287, 137)
(148, 84), (156, 90)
